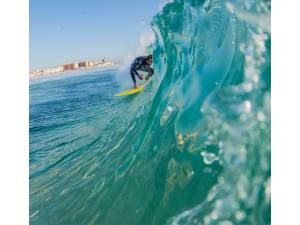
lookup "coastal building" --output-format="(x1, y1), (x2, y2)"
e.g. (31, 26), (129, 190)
(43, 66), (61, 74)
(57, 66), (63, 73)
(73, 63), (79, 69)
(63, 64), (74, 71)
(30, 59), (114, 77)
(87, 61), (95, 67)
(57, 65), (64, 72)
(78, 62), (86, 68)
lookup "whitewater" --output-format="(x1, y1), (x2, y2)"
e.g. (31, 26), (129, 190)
(30, 0), (271, 224)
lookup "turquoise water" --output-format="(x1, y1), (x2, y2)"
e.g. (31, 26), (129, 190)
(30, 0), (270, 224)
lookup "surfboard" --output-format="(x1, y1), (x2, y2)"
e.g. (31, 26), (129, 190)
(115, 79), (152, 97)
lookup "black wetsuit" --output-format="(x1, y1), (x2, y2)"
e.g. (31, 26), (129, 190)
(130, 56), (154, 84)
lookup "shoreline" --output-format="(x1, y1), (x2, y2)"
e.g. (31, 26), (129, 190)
(29, 64), (117, 80)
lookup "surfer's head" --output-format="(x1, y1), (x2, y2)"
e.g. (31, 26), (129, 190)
(146, 54), (153, 65)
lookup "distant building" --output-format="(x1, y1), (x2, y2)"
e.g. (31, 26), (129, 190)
(78, 62), (85, 68)
(46, 66), (63, 74)
(63, 64), (74, 71)
(87, 61), (95, 67)
(57, 65), (64, 72)
(30, 59), (114, 77)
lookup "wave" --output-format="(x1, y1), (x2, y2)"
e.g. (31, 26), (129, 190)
(149, 0), (271, 224)
(29, 0), (270, 224)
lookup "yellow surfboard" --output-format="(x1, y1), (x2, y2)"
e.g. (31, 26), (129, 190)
(115, 79), (151, 97)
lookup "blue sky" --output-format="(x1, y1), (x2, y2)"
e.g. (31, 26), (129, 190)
(30, 0), (162, 69)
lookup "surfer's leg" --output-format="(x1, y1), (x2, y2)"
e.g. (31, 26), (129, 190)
(130, 69), (137, 87)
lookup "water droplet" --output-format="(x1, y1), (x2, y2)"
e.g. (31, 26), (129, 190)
(257, 111), (266, 121)
(201, 151), (219, 165)
(252, 75), (259, 83)
(225, 2), (235, 13)
(242, 101), (252, 113)
(167, 106), (173, 112)
(235, 211), (246, 221)
(243, 82), (253, 92)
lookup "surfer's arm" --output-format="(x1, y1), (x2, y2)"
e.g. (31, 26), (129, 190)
(130, 56), (148, 79)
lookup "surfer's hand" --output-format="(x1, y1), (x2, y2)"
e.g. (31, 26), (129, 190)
(138, 75), (144, 80)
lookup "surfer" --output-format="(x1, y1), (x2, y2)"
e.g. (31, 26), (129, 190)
(130, 54), (153, 88)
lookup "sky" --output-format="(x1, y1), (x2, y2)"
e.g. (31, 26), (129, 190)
(30, 0), (162, 69)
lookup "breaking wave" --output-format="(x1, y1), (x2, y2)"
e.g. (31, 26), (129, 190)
(30, 0), (270, 224)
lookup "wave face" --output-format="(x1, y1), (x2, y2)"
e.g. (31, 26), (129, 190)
(151, 0), (270, 224)
(29, 0), (270, 225)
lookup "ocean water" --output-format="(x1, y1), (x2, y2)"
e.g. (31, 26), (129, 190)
(30, 0), (270, 225)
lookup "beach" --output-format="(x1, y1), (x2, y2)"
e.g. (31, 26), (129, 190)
(30, 62), (114, 79)
(29, 63), (117, 80)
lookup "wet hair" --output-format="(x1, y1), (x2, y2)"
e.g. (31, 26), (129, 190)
(147, 54), (153, 60)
